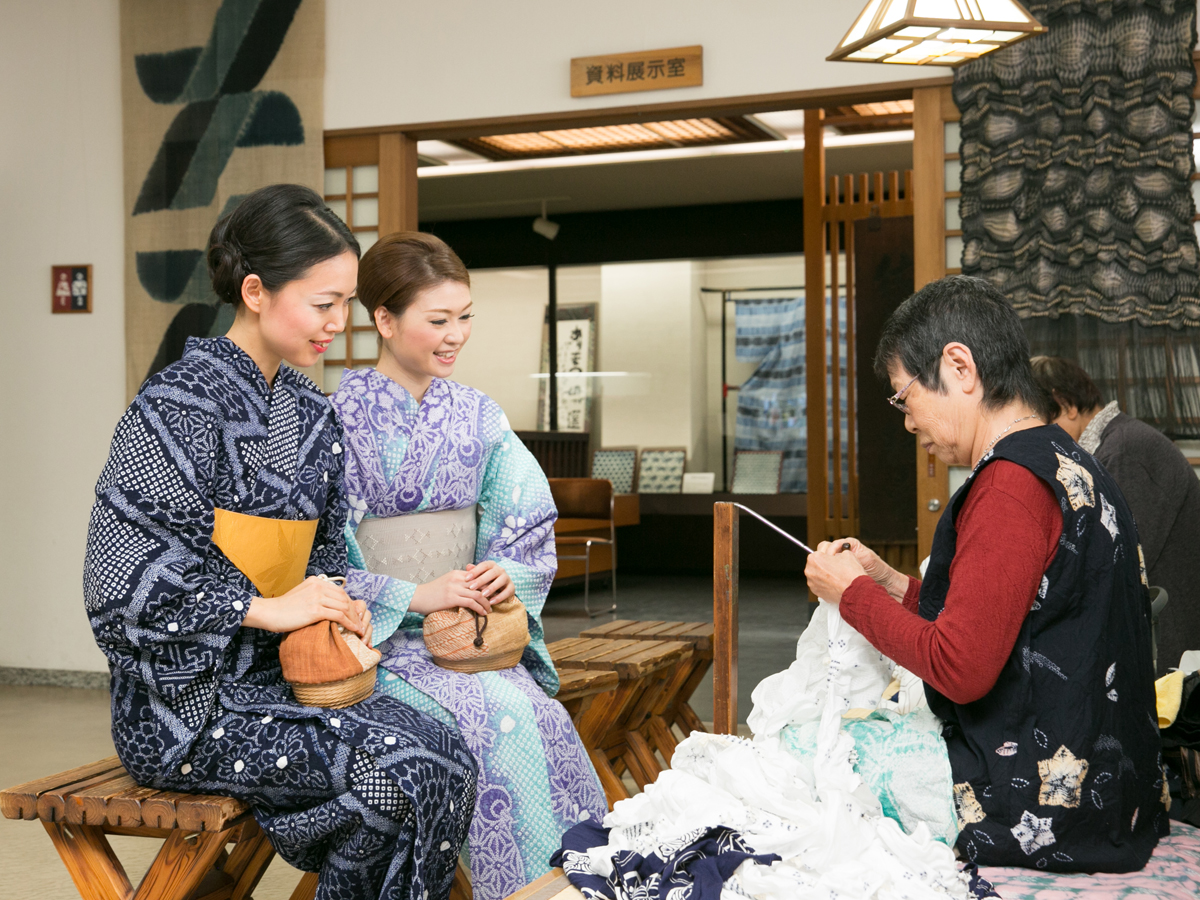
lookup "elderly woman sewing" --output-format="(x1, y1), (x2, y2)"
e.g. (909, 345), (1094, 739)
(805, 276), (1165, 872)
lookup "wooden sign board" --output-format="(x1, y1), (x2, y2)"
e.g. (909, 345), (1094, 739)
(52, 264), (92, 313)
(571, 45), (702, 98)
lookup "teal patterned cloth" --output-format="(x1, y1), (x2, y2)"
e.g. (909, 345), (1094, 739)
(780, 706), (959, 847)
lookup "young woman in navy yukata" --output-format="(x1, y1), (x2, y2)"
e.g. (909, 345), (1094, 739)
(85, 185), (476, 900)
(329, 233), (607, 900)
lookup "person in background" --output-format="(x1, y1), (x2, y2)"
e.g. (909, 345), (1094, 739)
(1031, 355), (1200, 676)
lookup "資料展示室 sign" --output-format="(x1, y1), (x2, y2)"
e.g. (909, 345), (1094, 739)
(570, 46), (702, 98)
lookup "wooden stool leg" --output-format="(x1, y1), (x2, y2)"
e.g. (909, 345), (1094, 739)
(449, 859), (473, 900)
(620, 731), (661, 790)
(677, 703), (707, 737)
(132, 828), (231, 900)
(288, 871), (319, 900)
(42, 821), (133, 900)
(646, 717), (678, 766)
(224, 820), (276, 900)
(588, 748), (630, 810)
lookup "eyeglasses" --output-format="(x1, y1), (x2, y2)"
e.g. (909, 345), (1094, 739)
(888, 374), (920, 414)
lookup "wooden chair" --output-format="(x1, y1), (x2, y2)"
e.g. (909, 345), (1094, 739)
(578, 620), (713, 765)
(548, 478), (617, 617)
(548, 636), (691, 806)
(1, 756), (276, 900)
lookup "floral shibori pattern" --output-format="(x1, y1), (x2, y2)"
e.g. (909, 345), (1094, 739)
(955, 782), (987, 828)
(919, 426), (1166, 870)
(332, 369), (607, 900)
(1011, 811), (1057, 856)
(1054, 453), (1095, 511)
(86, 338), (476, 900)
(1037, 746), (1089, 808)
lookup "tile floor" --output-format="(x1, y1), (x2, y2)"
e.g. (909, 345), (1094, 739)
(0, 574), (811, 898)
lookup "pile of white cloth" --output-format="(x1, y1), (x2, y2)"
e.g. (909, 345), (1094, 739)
(576, 601), (971, 900)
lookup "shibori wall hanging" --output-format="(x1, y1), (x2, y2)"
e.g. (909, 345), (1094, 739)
(120, 0), (325, 400)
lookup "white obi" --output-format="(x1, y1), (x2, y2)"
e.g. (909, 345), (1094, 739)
(355, 506), (477, 585)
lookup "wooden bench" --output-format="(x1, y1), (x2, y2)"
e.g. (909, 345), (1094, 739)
(548, 637), (692, 807)
(503, 868), (581, 900)
(578, 620), (714, 765)
(1, 755), (277, 900)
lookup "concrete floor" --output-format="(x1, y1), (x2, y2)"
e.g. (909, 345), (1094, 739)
(0, 574), (809, 899)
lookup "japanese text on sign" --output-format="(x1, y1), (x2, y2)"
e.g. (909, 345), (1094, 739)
(571, 46), (702, 98)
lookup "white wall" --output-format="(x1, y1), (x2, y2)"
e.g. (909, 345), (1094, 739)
(325, 0), (943, 130)
(598, 261), (706, 465)
(0, 0), (125, 672)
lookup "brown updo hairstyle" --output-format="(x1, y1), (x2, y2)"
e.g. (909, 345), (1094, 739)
(357, 232), (470, 327)
(207, 183), (359, 306)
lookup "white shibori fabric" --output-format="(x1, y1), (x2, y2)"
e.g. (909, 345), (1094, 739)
(355, 506), (477, 585)
(576, 601), (970, 900)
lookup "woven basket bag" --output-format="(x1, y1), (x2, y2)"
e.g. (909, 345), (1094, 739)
(423, 597), (530, 673)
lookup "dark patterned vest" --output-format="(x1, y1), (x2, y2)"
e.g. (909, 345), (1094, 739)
(919, 425), (1167, 872)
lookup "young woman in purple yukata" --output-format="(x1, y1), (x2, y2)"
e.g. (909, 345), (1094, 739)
(330, 232), (607, 900)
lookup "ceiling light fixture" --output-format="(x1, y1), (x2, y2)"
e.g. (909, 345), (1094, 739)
(829, 0), (1045, 66)
(532, 200), (560, 240)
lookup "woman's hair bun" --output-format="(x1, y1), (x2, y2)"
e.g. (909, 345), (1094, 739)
(205, 184), (360, 307)
(207, 218), (252, 306)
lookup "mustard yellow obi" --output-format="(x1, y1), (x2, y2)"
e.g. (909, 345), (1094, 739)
(211, 508), (318, 597)
(210, 508), (379, 708)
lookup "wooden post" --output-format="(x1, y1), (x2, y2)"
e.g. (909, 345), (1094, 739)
(912, 85), (951, 560)
(378, 132), (419, 235)
(804, 109), (828, 567)
(712, 501), (739, 734)
(548, 262), (558, 430)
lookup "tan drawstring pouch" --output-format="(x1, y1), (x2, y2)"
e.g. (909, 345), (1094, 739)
(423, 596), (530, 673)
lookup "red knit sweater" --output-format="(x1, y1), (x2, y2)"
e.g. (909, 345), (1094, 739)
(840, 460), (1062, 705)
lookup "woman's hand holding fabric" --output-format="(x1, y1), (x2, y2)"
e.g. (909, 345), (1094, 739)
(354, 599), (373, 647)
(243, 575), (367, 637)
(804, 541), (870, 603)
(466, 560), (515, 605)
(411, 569), (492, 617)
(828, 537), (910, 600)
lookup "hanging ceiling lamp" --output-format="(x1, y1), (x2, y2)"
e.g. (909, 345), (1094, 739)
(828, 0), (1045, 66)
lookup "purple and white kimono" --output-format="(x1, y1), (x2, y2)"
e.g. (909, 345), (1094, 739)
(331, 369), (606, 900)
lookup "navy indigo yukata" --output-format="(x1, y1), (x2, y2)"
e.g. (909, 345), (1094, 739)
(921, 425), (1167, 872)
(84, 337), (476, 900)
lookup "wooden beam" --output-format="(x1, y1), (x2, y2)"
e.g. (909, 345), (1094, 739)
(378, 133), (419, 235)
(712, 502), (739, 735)
(325, 76), (952, 143)
(912, 85), (952, 561)
(804, 109), (828, 557)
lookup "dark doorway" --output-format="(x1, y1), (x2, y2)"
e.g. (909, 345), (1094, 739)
(854, 216), (916, 546)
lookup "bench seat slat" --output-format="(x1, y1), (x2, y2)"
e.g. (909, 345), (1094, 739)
(37, 766), (131, 824)
(65, 773), (141, 826)
(0, 756), (123, 821)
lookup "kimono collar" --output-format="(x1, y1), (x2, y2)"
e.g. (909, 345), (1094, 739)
(338, 367), (452, 409)
(184, 336), (294, 399)
(1079, 401), (1120, 454)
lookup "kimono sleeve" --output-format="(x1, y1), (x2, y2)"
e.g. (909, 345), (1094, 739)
(476, 420), (559, 692)
(84, 388), (252, 700)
